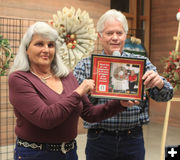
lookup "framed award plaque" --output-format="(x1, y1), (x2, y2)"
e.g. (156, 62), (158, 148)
(90, 54), (146, 101)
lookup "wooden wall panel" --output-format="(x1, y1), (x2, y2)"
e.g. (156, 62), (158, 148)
(0, 0), (110, 25)
(151, 0), (180, 72)
(150, 0), (180, 126)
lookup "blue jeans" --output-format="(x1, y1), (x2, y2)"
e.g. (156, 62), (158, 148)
(85, 128), (145, 160)
(14, 144), (78, 160)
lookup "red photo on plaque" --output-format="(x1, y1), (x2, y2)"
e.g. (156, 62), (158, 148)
(90, 54), (146, 101)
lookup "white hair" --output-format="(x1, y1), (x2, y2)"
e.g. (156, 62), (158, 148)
(9, 21), (69, 77)
(97, 9), (128, 34)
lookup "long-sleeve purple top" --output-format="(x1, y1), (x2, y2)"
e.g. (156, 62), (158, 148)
(8, 71), (125, 143)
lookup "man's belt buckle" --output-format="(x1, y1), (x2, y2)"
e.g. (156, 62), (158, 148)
(61, 141), (75, 154)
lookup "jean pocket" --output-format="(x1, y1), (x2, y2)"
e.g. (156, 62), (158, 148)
(129, 131), (143, 140)
(14, 146), (42, 160)
(87, 130), (104, 141)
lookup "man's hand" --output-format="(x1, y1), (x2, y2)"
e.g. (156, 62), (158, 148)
(119, 92), (147, 107)
(120, 100), (140, 107)
(142, 70), (164, 90)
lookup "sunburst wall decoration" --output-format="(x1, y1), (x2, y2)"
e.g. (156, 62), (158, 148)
(49, 6), (97, 70)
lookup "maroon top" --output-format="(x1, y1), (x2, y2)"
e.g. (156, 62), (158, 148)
(9, 71), (125, 143)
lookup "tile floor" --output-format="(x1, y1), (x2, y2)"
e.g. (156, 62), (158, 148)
(76, 122), (180, 160)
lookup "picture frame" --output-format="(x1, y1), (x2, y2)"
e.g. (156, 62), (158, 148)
(90, 54), (146, 101)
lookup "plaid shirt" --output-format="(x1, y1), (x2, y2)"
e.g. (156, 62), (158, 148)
(73, 51), (173, 131)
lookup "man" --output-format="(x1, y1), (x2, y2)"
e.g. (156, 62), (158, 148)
(73, 9), (173, 160)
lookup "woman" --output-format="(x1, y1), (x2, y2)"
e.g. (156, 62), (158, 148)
(8, 22), (129, 160)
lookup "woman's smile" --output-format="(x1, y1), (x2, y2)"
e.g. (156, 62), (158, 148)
(26, 34), (55, 68)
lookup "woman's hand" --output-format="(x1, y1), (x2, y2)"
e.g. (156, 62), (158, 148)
(74, 79), (95, 96)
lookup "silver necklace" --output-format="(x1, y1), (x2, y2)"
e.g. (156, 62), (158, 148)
(30, 70), (52, 83)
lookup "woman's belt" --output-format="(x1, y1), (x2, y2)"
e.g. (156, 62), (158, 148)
(16, 137), (76, 154)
